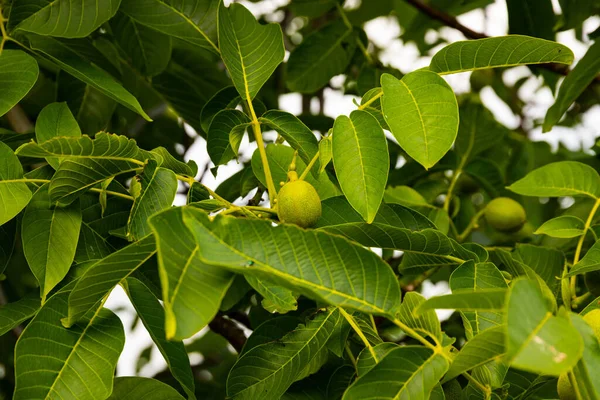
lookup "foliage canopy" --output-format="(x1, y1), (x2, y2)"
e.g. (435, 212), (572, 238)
(0, 0), (600, 399)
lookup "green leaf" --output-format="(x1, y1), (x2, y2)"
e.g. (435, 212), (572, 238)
(149, 207), (234, 340)
(286, 20), (357, 93)
(227, 308), (342, 400)
(0, 50), (39, 117)
(429, 35), (574, 74)
(200, 86), (240, 133)
(9, 0), (120, 38)
(569, 313), (600, 399)
(316, 197), (453, 255)
(35, 102), (81, 169)
(381, 71), (459, 169)
(218, 3), (284, 101)
(397, 292), (442, 342)
(506, 279), (583, 375)
(342, 346), (449, 400)
(0, 292), (40, 336)
(14, 286), (125, 400)
(259, 110), (320, 171)
(120, 0), (219, 53)
(333, 110), (388, 223)
(544, 40), (600, 132)
(127, 161), (177, 241)
(508, 161), (600, 199)
(207, 109), (251, 166)
(124, 278), (196, 399)
(535, 215), (585, 238)
(384, 186), (450, 233)
(17, 132), (147, 205)
(455, 100), (509, 164)
(318, 136), (332, 174)
(355, 342), (398, 377)
(252, 144), (341, 200)
(182, 208), (401, 316)
(22, 184), (82, 301)
(64, 235), (156, 327)
(0, 218), (17, 274)
(444, 326), (506, 382)
(417, 289), (508, 314)
(240, 316), (301, 356)
(111, 12), (172, 77)
(567, 240), (600, 277)
(245, 276), (298, 314)
(0, 142), (33, 225)
(108, 377), (186, 400)
(28, 35), (151, 120)
(450, 261), (507, 338)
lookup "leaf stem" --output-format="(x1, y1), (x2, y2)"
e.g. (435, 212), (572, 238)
(298, 151), (320, 181)
(335, 3), (353, 30)
(358, 91), (383, 110)
(570, 197), (600, 302)
(339, 307), (378, 362)
(18, 178), (134, 200)
(247, 101), (278, 207)
(0, 7), (8, 56)
(456, 208), (487, 242)
(345, 343), (358, 369)
(390, 317), (436, 350)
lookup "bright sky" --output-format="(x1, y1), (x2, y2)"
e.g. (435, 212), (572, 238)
(108, 0), (600, 377)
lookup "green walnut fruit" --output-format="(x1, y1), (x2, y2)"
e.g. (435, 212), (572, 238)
(583, 309), (600, 339)
(277, 178), (321, 228)
(557, 374), (576, 400)
(484, 197), (527, 233)
(585, 270), (600, 298)
(442, 380), (462, 400)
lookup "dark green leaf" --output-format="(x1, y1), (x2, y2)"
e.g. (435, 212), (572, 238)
(0, 50), (39, 117)
(0, 292), (40, 336)
(108, 377), (186, 400)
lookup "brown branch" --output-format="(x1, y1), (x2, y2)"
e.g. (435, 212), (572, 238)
(209, 315), (247, 353)
(402, 0), (597, 81)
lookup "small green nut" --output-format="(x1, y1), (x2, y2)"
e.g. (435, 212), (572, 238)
(484, 197), (527, 233)
(583, 309), (600, 339)
(557, 374), (576, 400)
(277, 179), (322, 228)
(442, 379), (462, 400)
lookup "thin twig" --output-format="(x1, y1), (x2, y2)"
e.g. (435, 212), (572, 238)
(208, 315), (247, 353)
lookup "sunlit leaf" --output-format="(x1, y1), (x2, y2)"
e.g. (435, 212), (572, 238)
(567, 240), (600, 277)
(218, 2), (284, 101)
(182, 208), (401, 316)
(508, 161), (600, 199)
(416, 289), (508, 314)
(506, 279), (583, 375)
(430, 35), (574, 74)
(535, 215), (585, 238)
(245, 276), (298, 314)
(381, 71), (459, 169)
(333, 110), (388, 223)
(0, 142), (33, 225)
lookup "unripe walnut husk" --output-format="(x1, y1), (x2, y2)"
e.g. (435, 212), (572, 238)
(484, 197), (527, 233)
(277, 178), (321, 228)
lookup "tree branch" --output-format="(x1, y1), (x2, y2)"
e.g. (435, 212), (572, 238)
(403, 0), (597, 81)
(209, 315), (247, 353)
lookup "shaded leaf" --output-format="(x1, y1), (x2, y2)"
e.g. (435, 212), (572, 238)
(544, 40), (600, 132)
(227, 308), (342, 400)
(0, 292), (40, 336)
(64, 235), (156, 327)
(108, 377), (186, 400)
(14, 286), (125, 400)
(124, 278), (195, 399)
(0, 50), (39, 117)
(246, 275), (298, 314)
(286, 21), (357, 93)
(569, 313), (600, 399)
(567, 240), (600, 277)
(120, 0), (219, 53)
(28, 35), (150, 120)
(397, 292), (442, 342)
(416, 289), (508, 314)
(342, 346), (449, 400)
(22, 184), (82, 301)
(355, 342), (398, 377)
(207, 109), (251, 166)
(35, 102), (81, 169)
(127, 161), (177, 241)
